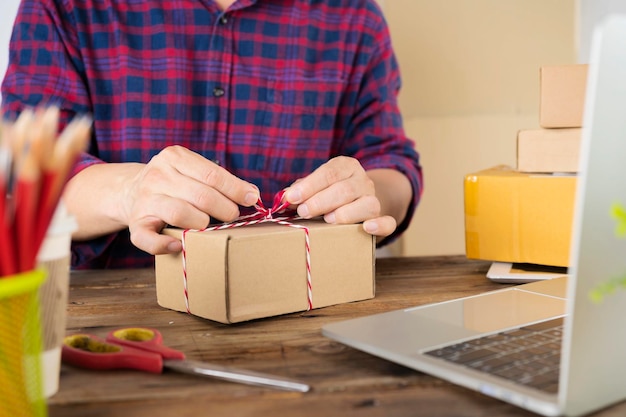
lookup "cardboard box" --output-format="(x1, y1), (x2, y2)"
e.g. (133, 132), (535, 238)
(464, 166), (577, 267)
(517, 128), (582, 173)
(155, 221), (375, 323)
(539, 64), (588, 128)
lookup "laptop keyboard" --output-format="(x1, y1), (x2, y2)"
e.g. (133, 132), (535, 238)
(425, 317), (564, 394)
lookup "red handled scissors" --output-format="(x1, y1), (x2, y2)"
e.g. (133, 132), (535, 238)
(62, 327), (310, 392)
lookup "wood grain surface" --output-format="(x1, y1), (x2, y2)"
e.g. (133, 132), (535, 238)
(47, 256), (626, 417)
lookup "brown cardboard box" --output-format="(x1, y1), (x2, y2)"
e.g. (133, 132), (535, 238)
(464, 166), (577, 267)
(155, 220), (375, 323)
(539, 64), (588, 128)
(517, 128), (582, 173)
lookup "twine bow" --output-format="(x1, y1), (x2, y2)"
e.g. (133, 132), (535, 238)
(180, 190), (312, 314)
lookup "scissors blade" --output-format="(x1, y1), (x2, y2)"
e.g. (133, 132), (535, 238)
(163, 359), (310, 393)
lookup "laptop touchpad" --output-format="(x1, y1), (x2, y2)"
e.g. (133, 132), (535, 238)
(407, 288), (566, 334)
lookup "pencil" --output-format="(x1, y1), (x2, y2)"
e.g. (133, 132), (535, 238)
(0, 107), (92, 277)
(0, 110), (38, 276)
(13, 110), (43, 272)
(34, 114), (92, 250)
(33, 106), (61, 248)
(0, 135), (16, 276)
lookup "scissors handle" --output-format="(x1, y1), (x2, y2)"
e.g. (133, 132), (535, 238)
(106, 327), (185, 360)
(62, 334), (163, 373)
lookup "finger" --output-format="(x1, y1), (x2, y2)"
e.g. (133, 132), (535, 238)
(284, 156), (361, 205)
(295, 171), (375, 219)
(160, 174), (242, 223)
(323, 194), (381, 225)
(135, 193), (212, 231)
(129, 217), (182, 255)
(157, 146), (259, 207)
(142, 157), (254, 222)
(363, 215), (397, 238)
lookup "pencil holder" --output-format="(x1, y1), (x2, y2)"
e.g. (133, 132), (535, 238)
(0, 269), (48, 417)
(36, 203), (76, 398)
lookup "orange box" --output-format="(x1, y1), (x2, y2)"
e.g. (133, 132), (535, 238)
(517, 128), (582, 173)
(464, 166), (577, 267)
(155, 220), (375, 323)
(539, 64), (588, 128)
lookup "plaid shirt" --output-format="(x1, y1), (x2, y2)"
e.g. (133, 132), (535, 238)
(2, 0), (423, 269)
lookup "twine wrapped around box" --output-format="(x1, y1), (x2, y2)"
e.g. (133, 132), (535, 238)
(180, 190), (313, 313)
(155, 192), (376, 324)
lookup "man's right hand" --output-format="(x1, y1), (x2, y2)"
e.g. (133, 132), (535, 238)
(64, 145), (259, 255)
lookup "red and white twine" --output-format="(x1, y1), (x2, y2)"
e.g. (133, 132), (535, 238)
(180, 190), (312, 314)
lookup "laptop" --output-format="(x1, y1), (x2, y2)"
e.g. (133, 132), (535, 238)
(322, 14), (626, 417)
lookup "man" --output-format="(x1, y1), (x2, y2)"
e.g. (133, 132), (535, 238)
(2, 0), (423, 269)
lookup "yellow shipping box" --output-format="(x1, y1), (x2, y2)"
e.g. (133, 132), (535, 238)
(517, 128), (582, 173)
(464, 166), (577, 267)
(155, 220), (375, 323)
(539, 64), (588, 128)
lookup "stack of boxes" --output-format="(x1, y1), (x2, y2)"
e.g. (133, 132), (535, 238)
(464, 64), (587, 268)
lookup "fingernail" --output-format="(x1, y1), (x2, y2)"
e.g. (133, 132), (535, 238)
(244, 191), (259, 206)
(364, 220), (378, 234)
(167, 240), (182, 252)
(286, 187), (302, 203)
(298, 204), (310, 218)
(324, 212), (336, 224)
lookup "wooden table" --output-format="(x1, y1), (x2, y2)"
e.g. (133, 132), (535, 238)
(48, 256), (625, 417)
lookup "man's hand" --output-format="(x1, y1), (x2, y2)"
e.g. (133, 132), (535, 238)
(283, 156), (412, 240)
(65, 145), (259, 255)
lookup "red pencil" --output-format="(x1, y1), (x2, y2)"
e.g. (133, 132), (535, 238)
(34, 114), (92, 250)
(14, 140), (42, 272)
(33, 106), (61, 250)
(0, 115), (20, 276)
(8, 108), (41, 273)
(0, 107), (92, 276)
(0, 151), (17, 276)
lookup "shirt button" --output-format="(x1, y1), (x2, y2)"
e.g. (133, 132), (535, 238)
(219, 15), (228, 24)
(213, 87), (225, 97)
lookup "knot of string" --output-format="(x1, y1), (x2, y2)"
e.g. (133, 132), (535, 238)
(248, 189), (292, 221)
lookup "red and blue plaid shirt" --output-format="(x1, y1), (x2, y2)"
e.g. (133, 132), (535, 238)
(2, 0), (422, 269)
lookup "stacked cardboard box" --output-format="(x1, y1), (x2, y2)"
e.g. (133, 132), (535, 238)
(464, 64), (587, 268)
(517, 64), (587, 173)
(464, 166), (576, 267)
(538, 64), (587, 129)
